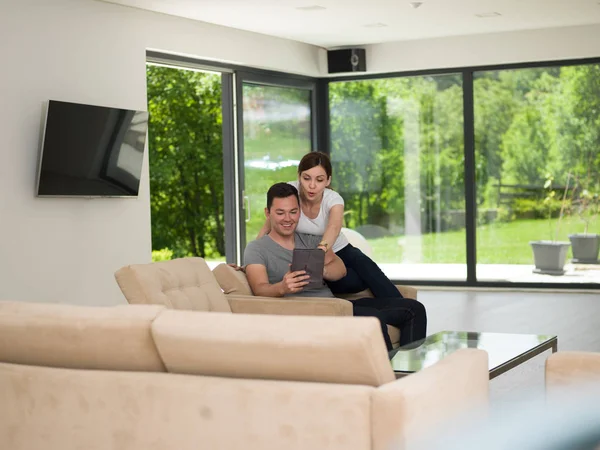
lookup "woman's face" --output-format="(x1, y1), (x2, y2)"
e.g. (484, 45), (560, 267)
(299, 165), (331, 202)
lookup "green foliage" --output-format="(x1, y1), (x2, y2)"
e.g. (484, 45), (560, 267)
(329, 63), (599, 244)
(569, 174), (600, 234)
(512, 198), (564, 219)
(152, 248), (174, 262)
(146, 65), (225, 259)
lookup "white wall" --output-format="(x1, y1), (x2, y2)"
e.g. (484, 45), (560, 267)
(365, 24), (600, 74)
(0, 0), (323, 306)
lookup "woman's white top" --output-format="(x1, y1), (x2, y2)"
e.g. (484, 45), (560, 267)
(288, 180), (349, 253)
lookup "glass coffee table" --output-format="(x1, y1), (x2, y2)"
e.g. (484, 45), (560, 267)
(389, 331), (558, 379)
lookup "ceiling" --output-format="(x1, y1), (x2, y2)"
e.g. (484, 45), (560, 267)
(103, 0), (600, 48)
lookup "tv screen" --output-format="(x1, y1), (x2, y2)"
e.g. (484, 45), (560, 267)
(36, 100), (148, 197)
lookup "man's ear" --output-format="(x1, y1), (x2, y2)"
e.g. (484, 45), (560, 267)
(264, 207), (270, 218)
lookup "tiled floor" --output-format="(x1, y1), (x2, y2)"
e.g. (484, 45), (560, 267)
(417, 289), (600, 405)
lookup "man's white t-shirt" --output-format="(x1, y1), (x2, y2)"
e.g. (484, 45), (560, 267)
(288, 180), (349, 253)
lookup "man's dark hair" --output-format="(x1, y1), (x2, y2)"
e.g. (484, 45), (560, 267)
(266, 182), (300, 211)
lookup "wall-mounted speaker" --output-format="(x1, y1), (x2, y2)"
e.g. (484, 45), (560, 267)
(327, 48), (367, 74)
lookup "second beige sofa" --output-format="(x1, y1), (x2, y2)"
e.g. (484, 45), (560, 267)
(0, 300), (489, 450)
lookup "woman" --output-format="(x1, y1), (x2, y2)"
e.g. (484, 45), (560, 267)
(258, 151), (403, 299)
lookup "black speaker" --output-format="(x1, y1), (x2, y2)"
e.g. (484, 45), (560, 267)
(327, 48), (367, 74)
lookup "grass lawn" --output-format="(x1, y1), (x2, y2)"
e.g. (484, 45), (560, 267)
(368, 217), (593, 264)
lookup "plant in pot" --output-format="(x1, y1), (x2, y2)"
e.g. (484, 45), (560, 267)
(529, 173), (572, 275)
(568, 177), (599, 264)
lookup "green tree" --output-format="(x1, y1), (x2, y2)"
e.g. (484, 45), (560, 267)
(146, 65), (224, 258)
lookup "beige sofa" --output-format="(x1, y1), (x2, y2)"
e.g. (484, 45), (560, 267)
(0, 300), (489, 450)
(212, 262), (418, 348)
(545, 351), (600, 401)
(115, 257), (352, 317)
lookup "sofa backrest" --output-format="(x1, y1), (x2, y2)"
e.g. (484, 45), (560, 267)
(212, 263), (253, 295)
(151, 309), (396, 387)
(115, 257), (231, 312)
(0, 301), (166, 372)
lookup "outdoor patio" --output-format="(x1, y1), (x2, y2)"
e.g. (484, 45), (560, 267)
(381, 262), (600, 285)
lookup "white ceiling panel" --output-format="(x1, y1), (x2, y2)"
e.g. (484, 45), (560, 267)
(101, 0), (600, 48)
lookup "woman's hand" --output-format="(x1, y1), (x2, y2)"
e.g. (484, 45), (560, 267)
(227, 263), (246, 273)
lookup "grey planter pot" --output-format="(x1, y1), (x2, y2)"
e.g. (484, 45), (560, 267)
(529, 241), (571, 275)
(568, 234), (600, 264)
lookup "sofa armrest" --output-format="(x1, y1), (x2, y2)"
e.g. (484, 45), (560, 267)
(546, 351), (600, 393)
(396, 285), (417, 300)
(370, 348), (489, 450)
(226, 294), (353, 317)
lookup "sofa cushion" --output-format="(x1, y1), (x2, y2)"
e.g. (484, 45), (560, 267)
(0, 301), (166, 372)
(151, 310), (396, 387)
(115, 257), (231, 312)
(337, 286), (418, 301)
(213, 263), (253, 295)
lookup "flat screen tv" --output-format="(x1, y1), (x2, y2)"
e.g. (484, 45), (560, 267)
(36, 100), (149, 197)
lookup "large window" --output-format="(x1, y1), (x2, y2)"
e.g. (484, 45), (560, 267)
(145, 52), (599, 288)
(146, 64), (226, 264)
(329, 74), (466, 281)
(240, 83), (312, 245)
(474, 63), (600, 283)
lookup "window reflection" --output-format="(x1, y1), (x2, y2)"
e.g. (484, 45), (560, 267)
(329, 75), (466, 281)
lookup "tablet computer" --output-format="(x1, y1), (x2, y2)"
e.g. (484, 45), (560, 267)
(291, 248), (325, 290)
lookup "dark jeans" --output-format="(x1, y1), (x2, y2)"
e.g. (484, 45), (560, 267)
(352, 297), (427, 351)
(326, 244), (402, 298)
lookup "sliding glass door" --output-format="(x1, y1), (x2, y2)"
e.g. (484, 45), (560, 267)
(328, 74), (466, 282)
(236, 73), (316, 255)
(146, 62), (230, 267)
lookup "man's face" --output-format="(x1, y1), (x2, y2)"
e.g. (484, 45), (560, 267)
(266, 195), (300, 237)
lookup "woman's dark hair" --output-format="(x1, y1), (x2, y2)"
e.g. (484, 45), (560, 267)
(297, 151), (332, 178)
(266, 182), (300, 211)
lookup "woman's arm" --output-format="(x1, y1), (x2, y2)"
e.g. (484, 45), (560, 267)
(318, 204), (344, 251)
(256, 218), (271, 239)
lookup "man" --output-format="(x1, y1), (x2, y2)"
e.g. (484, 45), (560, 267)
(244, 182), (427, 351)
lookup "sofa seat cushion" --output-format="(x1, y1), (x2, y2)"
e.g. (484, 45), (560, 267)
(151, 310), (396, 387)
(0, 301), (166, 372)
(115, 257), (231, 312)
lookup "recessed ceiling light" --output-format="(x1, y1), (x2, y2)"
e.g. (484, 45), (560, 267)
(475, 12), (502, 18)
(364, 23), (388, 28)
(409, 2), (424, 9)
(295, 5), (326, 11)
